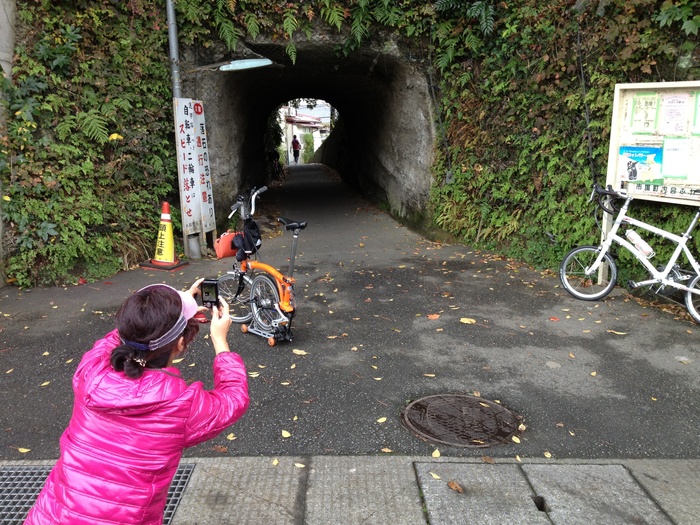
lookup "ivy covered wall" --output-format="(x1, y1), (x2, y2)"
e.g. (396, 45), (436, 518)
(1, 0), (699, 287)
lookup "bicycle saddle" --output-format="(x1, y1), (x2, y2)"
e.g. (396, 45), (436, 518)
(278, 217), (307, 231)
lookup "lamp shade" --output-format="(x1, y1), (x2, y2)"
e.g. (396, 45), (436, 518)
(219, 58), (273, 71)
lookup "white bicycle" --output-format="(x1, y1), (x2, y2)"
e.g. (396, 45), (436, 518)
(559, 184), (700, 323)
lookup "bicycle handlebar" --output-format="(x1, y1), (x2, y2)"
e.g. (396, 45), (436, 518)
(591, 183), (628, 215)
(250, 186), (267, 216)
(228, 186), (269, 219)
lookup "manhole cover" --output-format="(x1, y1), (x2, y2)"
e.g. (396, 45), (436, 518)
(401, 394), (522, 448)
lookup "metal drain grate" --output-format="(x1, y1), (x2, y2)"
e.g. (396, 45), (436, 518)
(0, 464), (194, 525)
(402, 394), (523, 448)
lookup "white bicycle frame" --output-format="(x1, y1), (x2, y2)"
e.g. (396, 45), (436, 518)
(592, 194), (700, 294)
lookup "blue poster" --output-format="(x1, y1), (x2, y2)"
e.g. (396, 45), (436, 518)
(618, 145), (663, 185)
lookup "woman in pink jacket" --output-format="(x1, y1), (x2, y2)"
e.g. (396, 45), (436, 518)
(24, 280), (249, 525)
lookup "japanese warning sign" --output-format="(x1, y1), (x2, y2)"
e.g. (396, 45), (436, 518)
(174, 98), (216, 235)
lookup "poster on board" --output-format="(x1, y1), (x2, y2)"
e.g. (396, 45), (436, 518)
(606, 82), (700, 205)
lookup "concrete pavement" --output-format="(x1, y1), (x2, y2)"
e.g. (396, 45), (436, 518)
(2, 456), (698, 524)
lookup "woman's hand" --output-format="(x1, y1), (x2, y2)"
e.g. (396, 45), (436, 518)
(209, 296), (232, 354)
(187, 278), (210, 316)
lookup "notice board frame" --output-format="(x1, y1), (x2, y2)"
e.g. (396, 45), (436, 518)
(605, 80), (700, 206)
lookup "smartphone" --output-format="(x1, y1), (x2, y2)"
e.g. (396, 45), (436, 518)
(200, 279), (220, 309)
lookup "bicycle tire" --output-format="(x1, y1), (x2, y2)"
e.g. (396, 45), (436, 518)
(250, 274), (281, 332)
(684, 273), (700, 324)
(559, 246), (617, 301)
(218, 273), (254, 323)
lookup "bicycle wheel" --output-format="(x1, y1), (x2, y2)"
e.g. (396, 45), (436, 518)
(684, 273), (700, 324)
(250, 274), (281, 332)
(218, 273), (253, 323)
(559, 246), (617, 301)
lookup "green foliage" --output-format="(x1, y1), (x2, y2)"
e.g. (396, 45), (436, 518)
(3, 0), (700, 288)
(653, 0), (700, 35)
(431, 0), (700, 272)
(2, 1), (175, 287)
(302, 134), (315, 164)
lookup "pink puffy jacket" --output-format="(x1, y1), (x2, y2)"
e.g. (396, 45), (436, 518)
(25, 329), (249, 525)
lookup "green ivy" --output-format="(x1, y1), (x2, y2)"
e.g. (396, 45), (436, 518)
(2, 0), (699, 288)
(2, 0), (175, 287)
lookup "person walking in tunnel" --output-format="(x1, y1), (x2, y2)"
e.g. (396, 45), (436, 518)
(24, 281), (249, 525)
(291, 134), (302, 164)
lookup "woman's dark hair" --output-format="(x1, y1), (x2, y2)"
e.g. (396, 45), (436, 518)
(111, 286), (199, 379)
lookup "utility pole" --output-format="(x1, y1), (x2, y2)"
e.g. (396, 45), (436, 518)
(0, 0), (17, 284)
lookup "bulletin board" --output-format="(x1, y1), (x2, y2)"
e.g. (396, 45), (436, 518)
(605, 81), (700, 205)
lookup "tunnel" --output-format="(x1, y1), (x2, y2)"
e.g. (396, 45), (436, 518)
(180, 33), (436, 230)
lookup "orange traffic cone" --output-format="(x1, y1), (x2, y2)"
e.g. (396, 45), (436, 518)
(140, 202), (189, 270)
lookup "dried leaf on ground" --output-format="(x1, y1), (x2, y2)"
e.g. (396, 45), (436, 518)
(447, 480), (464, 493)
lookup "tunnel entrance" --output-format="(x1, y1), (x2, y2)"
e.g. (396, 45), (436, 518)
(181, 36), (435, 230)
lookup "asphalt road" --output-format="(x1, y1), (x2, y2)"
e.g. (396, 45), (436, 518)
(1, 165), (698, 462)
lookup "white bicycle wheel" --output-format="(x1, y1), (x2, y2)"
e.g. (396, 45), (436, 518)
(559, 246), (617, 301)
(250, 274), (281, 332)
(218, 273), (253, 323)
(684, 273), (700, 324)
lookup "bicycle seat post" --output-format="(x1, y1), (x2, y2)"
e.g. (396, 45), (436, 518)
(287, 228), (301, 277)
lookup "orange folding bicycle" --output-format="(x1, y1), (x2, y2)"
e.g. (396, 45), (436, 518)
(217, 186), (308, 346)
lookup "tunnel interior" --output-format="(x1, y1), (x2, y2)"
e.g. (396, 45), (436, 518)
(182, 38), (436, 229)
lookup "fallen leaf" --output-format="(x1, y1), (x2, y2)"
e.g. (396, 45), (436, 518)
(42, 351), (49, 356)
(518, 423), (527, 432)
(606, 330), (627, 335)
(590, 371), (597, 376)
(544, 451), (552, 458)
(292, 349), (308, 356)
(376, 417), (387, 423)
(432, 448), (441, 458)
(374, 377), (383, 381)
(430, 471), (441, 480)
(6, 369), (13, 374)
(294, 463), (306, 468)
(481, 455), (495, 464)
(40, 381), (51, 387)
(568, 352), (575, 359)
(549, 317), (560, 321)
(226, 433), (236, 441)
(460, 318), (476, 324)
(427, 314), (440, 320)
(447, 480), (464, 493)
(381, 447), (393, 453)
(17, 447), (31, 454)
(248, 371), (260, 378)
(172, 358), (184, 364)
(512, 435), (521, 444)
(281, 430), (291, 438)
(473, 390), (481, 397)
(272, 458), (279, 466)
(423, 373), (436, 378)
(515, 455), (522, 462)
